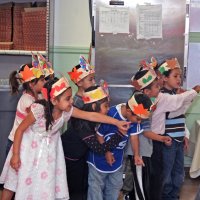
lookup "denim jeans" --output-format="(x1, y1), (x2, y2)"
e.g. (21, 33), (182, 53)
(162, 140), (184, 200)
(87, 164), (123, 200)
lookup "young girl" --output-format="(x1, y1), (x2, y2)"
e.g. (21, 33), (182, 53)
(6, 64), (45, 155)
(61, 85), (126, 200)
(0, 77), (129, 200)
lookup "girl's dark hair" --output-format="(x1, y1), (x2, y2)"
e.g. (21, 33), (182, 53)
(9, 63), (44, 95)
(36, 77), (59, 131)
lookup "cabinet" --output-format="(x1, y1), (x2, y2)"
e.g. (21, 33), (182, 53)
(0, 0), (51, 79)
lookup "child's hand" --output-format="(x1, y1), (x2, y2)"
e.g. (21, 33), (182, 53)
(193, 85), (200, 93)
(134, 155), (144, 166)
(105, 151), (115, 166)
(184, 137), (189, 151)
(116, 121), (130, 133)
(162, 136), (172, 146)
(10, 154), (21, 171)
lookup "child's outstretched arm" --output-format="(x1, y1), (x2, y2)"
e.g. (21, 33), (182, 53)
(10, 112), (36, 171)
(144, 131), (172, 146)
(72, 107), (130, 131)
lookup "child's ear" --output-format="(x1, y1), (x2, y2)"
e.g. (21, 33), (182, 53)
(51, 98), (57, 106)
(163, 76), (168, 82)
(92, 103), (96, 111)
(143, 88), (150, 96)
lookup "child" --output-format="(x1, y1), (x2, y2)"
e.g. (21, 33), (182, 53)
(150, 58), (200, 200)
(87, 92), (153, 200)
(123, 63), (171, 200)
(61, 85), (126, 200)
(157, 58), (197, 199)
(0, 77), (129, 200)
(6, 64), (45, 155)
(68, 55), (95, 109)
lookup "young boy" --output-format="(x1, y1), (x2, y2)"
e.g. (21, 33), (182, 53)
(68, 55), (95, 108)
(87, 92), (153, 200)
(150, 58), (200, 200)
(126, 65), (172, 200)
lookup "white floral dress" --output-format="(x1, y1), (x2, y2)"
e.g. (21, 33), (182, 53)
(0, 103), (73, 200)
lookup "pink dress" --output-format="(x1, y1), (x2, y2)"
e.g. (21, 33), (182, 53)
(0, 103), (73, 200)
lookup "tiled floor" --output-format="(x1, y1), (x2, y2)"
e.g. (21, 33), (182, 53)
(0, 175), (200, 200)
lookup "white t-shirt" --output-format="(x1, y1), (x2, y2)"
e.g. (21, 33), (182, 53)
(8, 93), (35, 141)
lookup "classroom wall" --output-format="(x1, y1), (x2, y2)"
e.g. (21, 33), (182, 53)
(50, 0), (92, 92)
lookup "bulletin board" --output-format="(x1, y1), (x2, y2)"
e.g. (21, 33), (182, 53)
(94, 0), (186, 105)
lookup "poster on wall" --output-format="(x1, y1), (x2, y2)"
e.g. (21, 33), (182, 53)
(136, 4), (162, 39)
(99, 6), (129, 33)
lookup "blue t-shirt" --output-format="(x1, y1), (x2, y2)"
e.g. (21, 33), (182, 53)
(87, 104), (143, 173)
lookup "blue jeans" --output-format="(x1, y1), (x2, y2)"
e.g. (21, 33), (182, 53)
(162, 140), (184, 200)
(87, 164), (123, 200)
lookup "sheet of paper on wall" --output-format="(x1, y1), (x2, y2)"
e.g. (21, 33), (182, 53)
(186, 43), (200, 89)
(136, 4), (162, 40)
(99, 6), (129, 34)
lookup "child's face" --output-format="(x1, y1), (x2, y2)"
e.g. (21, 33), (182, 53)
(78, 74), (96, 90)
(126, 109), (142, 123)
(144, 80), (160, 98)
(164, 68), (182, 90)
(33, 77), (45, 93)
(99, 101), (109, 115)
(54, 88), (73, 112)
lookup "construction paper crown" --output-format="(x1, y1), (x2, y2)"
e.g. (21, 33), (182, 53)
(68, 55), (95, 83)
(18, 65), (43, 83)
(37, 52), (54, 78)
(131, 69), (157, 90)
(32, 52), (54, 78)
(82, 80), (109, 104)
(41, 77), (70, 100)
(139, 57), (158, 71)
(128, 93), (152, 119)
(131, 58), (157, 90)
(158, 58), (180, 75)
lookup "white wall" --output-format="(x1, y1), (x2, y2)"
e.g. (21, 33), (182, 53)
(54, 0), (92, 47)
